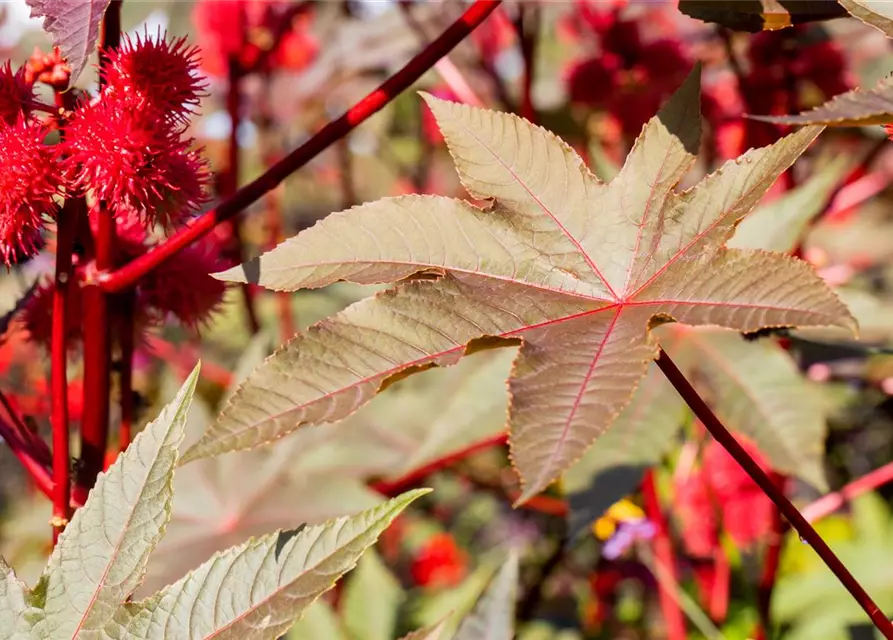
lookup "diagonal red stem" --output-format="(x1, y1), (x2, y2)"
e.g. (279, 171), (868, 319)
(97, 0), (503, 293)
(656, 348), (893, 638)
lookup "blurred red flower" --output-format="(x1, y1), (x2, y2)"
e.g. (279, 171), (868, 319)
(411, 532), (468, 589)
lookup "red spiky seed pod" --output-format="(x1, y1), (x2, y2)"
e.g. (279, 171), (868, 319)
(63, 95), (209, 229)
(138, 241), (228, 328)
(103, 30), (205, 122)
(0, 63), (34, 125)
(0, 119), (61, 264)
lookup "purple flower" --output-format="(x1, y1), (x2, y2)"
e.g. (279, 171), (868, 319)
(602, 519), (656, 560)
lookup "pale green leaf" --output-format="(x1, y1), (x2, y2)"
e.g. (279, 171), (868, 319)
(409, 559), (500, 639)
(729, 154), (852, 252)
(0, 555), (30, 639)
(399, 619), (450, 640)
(203, 66), (851, 502)
(287, 601), (347, 640)
(840, 0), (893, 38)
(342, 549), (403, 640)
(30, 364), (200, 639)
(454, 550), (519, 640)
(120, 490), (428, 640)
(662, 325), (828, 489)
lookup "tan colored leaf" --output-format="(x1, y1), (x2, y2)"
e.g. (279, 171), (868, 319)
(678, 0), (847, 31)
(752, 74), (893, 126)
(840, 0), (893, 38)
(661, 325), (828, 489)
(204, 66), (852, 502)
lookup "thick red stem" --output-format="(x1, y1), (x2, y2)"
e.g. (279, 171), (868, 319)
(98, 0), (503, 293)
(50, 199), (79, 540)
(802, 461), (893, 523)
(656, 348), (893, 638)
(80, 1), (122, 489)
(642, 469), (687, 640)
(116, 294), (135, 454)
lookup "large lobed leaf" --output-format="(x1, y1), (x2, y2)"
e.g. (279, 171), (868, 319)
(201, 66), (853, 502)
(752, 74), (893, 127)
(26, 0), (112, 84)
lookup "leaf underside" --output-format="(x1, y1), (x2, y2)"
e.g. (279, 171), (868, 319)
(201, 65), (852, 502)
(839, 0), (893, 38)
(25, 0), (112, 84)
(454, 550), (519, 640)
(750, 74), (893, 126)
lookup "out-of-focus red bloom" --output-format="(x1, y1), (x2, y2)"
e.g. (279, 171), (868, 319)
(0, 63), (33, 125)
(139, 240), (228, 329)
(703, 439), (774, 548)
(411, 532), (468, 589)
(0, 119), (61, 264)
(24, 46), (70, 89)
(103, 31), (205, 121)
(23, 275), (84, 348)
(193, 0), (317, 76)
(64, 97), (208, 229)
(564, 4), (691, 139)
(674, 438), (775, 556)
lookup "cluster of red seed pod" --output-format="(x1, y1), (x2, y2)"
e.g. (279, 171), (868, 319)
(0, 32), (228, 345)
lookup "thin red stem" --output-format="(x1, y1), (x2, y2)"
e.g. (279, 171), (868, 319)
(656, 348), (893, 638)
(802, 461), (893, 523)
(371, 432), (507, 496)
(755, 472), (787, 640)
(50, 199), (79, 540)
(642, 469), (687, 640)
(0, 415), (53, 499)
(515, 3), (538, 123)
(98, 0), (503, 293)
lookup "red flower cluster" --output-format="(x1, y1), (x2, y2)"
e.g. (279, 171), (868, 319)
(674, 438), (775, 557)
(563, 1), (692, 139)
(410, 532), (468, 589)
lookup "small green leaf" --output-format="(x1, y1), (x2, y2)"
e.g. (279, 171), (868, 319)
(30, 363), (200, 638)
(399, 619), (450, 640)
(287, 601), (347, 640)
(454, 550), (519, 640)
(342, 549), (403, 640)
(121, 490), (429, 640)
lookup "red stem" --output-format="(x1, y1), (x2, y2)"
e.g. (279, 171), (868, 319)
(642, 469), (687, 640)
(0, 415), (53, 499)
(371, 432), (507, 496)
(656, 348), (893, 638)
(802, 461), (893, 523)
(50, 199), (80, 540)
(515, 3), (538, 123)
(98, 0), (503, 293)
(80, 1), (122, 489)
(116, 294), (135, 454)
(755, 472), (787, 640)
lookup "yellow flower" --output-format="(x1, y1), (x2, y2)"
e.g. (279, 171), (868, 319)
(591, 498), (646, 541)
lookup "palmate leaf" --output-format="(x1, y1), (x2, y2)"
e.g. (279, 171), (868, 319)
(200, 66), (853, 502)
(25, 0), (111, 84)
(752, 74), (893, 126)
